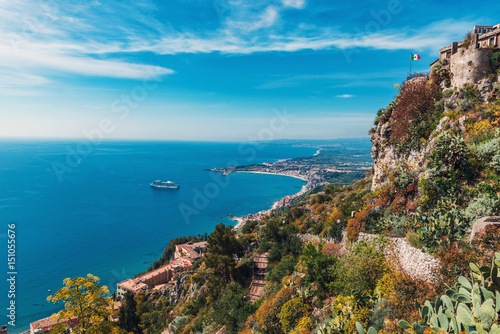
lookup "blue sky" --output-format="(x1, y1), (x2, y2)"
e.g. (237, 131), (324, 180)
(0, 0), (498, 141)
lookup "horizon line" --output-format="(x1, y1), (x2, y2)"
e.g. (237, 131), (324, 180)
(0, 136), (371, 143)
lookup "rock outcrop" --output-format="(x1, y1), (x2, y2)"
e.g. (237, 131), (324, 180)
(469, 216), (500, 242)
(370, 118), (429, 192)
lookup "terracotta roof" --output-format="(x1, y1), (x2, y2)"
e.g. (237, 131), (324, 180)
(30, 316), (78, 332)
(117, 279), (148, 292)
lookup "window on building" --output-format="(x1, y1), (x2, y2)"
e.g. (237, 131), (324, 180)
(490, 37), (495, 46)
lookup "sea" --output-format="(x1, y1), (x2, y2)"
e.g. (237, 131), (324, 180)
(0, 140), (316, 333)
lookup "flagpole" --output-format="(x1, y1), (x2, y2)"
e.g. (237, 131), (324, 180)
(409, 53), (412, 76)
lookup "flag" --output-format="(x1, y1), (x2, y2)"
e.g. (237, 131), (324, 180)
(411, 53), (421, 61)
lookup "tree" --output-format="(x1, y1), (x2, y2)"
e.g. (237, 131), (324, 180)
(47, 274), (116, 334)
(205, 223), (244, 282)
(118, 292), (141, 334)
(211, 283), (258, 332)
(302, 243), (338, 295)
(259, 219), (302, 263)
(278, 298), (310, 332)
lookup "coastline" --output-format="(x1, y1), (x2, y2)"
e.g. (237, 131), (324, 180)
(232, 170), (308, 182)
(230, 171), (311, 230)
(10, 142), (320, 334)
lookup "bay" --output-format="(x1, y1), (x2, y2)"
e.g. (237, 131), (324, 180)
(0, 140), (315, 333)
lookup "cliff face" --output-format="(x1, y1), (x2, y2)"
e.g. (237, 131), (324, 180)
(370, 120), (428, 191)
(370, 111), (472, 191)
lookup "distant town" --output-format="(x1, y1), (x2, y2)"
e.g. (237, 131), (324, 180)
(208, 142), (373, 187)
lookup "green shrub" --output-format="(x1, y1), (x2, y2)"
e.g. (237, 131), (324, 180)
(491, 51), (500, 72)
(492, 153), (500, 172)
(457, 98), (474, 112)
(421, 132), (476, 206)
(278, 298), (309, 332)
(332, 237), (388, 295)
(406, 230), (422, 248)
(464, 194), (500, 223)
(463, 31), (472, 49)
(462, 82), (480, 101)
(381, 214), (407, 236)
(368, 300), (390, 330)
(443, 89), (453, 98)
(391, 165), (417, 194)
(474, 136), (500, 157)
(266, 254), (298, 284)
(475, 137), (500, 172)
(302, 243), (338, 295)
(241, 220), (258, 234)
(415, 201), (469, 251)
(212, 283), (258, 332)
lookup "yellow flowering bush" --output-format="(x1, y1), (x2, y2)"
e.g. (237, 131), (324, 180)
(327, 295), (371, 334)
(291, 316), (313, 333)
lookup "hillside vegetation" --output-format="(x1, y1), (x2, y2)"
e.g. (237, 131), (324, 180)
(48, 51), (500, 334)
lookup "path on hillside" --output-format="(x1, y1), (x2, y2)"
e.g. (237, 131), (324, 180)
(249, 253), (268, 302)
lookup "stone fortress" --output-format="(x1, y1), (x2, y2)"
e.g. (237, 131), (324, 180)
(431, 24), (500, 88)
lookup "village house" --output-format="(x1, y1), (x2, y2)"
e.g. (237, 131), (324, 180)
(29, 301), (121, 333)
(117, 241), (207, 297)
(174, 241), (207, 259)
(434, 24), (500, 63)
(29, 316), (79, 333)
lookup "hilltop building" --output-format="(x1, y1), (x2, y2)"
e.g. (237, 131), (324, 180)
(116, 241), (207, 296)
(174, 241), (207, 259)
(431, 24), (500, 87)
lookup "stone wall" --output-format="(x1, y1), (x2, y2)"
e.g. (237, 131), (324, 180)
(450, 48), (494, 88)
(298, 231), (439, 281)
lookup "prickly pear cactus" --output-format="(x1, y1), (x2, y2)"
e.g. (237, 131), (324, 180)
(355, 252), (500, 334)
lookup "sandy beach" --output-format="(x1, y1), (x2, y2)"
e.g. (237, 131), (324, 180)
(231, 172), (310, 230)
(233, 170), (308, 182)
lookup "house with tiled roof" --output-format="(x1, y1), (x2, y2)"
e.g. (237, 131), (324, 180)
(117, 241), (205, 297)
(29, 316), (78, 334)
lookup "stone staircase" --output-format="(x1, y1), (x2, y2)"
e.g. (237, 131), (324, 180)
(249, 253), (268, 302)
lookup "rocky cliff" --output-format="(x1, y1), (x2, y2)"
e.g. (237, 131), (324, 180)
(370, 52), (499, 192)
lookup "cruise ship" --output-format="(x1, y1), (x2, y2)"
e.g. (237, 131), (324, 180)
(150, 180), (180, 189)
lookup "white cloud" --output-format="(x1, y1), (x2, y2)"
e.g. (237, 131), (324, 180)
(282, 0), (306, 9)
(0, 0), (173, 84)
(0, 68), (50, 87)
(0, 39), (173, 82)
(0, 0), (478, 87)
(227, 5), (278, 31)
(114, 18), (475, 57)
(336, 94), (354, 98)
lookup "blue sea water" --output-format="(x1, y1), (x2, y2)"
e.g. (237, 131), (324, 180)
(0, 140), (315, 333)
